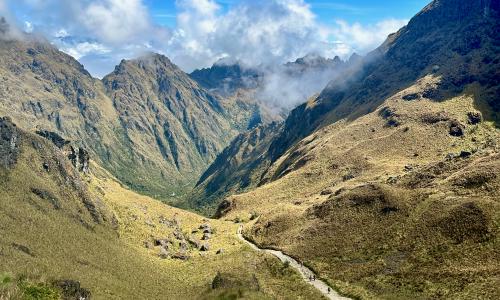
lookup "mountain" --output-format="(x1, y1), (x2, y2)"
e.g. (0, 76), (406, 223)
(102, 54), (241, 199)
(191, 0), (500, 298)
(190, 54), (349, 122)
(0, 31), (259, 202)
(190, 60), (262, 95)
(0, 117), (323, 299)
(188, 122), (282, 213)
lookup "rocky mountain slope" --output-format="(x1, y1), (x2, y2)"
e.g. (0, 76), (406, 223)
(0, 26), (259, 202)
(191, 0), (500, 298)
(102, 54), (241, 200)
(0, 117), (324, 299)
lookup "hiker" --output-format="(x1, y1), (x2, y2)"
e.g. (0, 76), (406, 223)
(328, 287), (331, 294)
(309, 275), (312, 281)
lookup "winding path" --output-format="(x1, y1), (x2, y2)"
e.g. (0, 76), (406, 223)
(237, 225), (351, 300)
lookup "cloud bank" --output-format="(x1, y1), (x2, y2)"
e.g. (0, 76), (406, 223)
(3, 0), (407, 77)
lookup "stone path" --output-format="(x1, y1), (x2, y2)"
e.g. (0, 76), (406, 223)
(236, 225), (351, 300)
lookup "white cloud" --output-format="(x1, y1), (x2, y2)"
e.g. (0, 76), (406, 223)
(24, 21), (33, 32)
(58, 41), (111, 60)
(331, 18), (408, 53)
(4, 0), (408, 81)
(80, 0), (151, 44)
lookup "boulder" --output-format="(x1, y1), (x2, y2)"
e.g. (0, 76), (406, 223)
(179, 240), (188, 251)
(202, 233), (211, 240)
(53, 280), (91, 300)
(216, 248), (224, 255)
(173, 229), (184, 240)
(449, 120), (465, 137)
(467, 112), (483, 124)
(171, 251), (190, 260)
(159, 247), (170, 259)
(188, 236), (201, 249)
(200, 243), (210, 251)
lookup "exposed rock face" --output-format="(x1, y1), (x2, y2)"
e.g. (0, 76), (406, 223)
(36, 130), (91, 173)
(0, 117), (20, 168)
(190, 62), (261, 94)
(102, 54), (241, 197)
(0, 35), (255, 200)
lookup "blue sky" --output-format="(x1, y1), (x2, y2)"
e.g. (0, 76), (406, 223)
(1, 0), (431, 77)
(147, 0), (429, 28)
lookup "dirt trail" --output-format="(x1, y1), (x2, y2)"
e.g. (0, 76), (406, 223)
(237, 225), (351, 300)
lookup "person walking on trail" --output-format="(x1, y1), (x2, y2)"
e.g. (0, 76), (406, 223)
(328, 287), (331, 294)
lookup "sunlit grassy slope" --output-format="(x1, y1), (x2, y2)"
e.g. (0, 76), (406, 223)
(221, 78), (500, 299)
(0, 121), (323, 299)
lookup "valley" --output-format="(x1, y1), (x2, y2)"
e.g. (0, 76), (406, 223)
(1, 0), (500, 299)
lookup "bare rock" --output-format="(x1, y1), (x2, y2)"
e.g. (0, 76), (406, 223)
(449, 120), (465, 137)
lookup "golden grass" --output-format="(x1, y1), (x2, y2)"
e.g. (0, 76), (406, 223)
(221, 77), (500, 299)
(0, 131), (324, 299)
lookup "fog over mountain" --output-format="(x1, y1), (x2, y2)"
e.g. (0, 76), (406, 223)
(1, 0), (407, 78)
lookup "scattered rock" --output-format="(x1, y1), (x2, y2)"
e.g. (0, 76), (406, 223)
(154, 239), (171, 248)
(387, 176), (399, 184)
(171, 251), (190, 260)
(179, 240), (188, 251)
(144, 219), (155, 227)
(216, 248), (224, 255)
(320, 189), (334, 196)
(159, 247), (170, 259)
(467, 112), (483, 125)
(379, 107), (401, 127)
(53, 280), (91, 300)
(449, 120), (465, 137)
(202, 232), (211, 240)
(200, 243), (210, 251)
(404, 165), (414, 172)
(402, 93), (420, 101)
(144, 241), (153, 249)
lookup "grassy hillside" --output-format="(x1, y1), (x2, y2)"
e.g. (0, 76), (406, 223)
(0, 117), (323, 299)
(219, 78), (500, 299)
